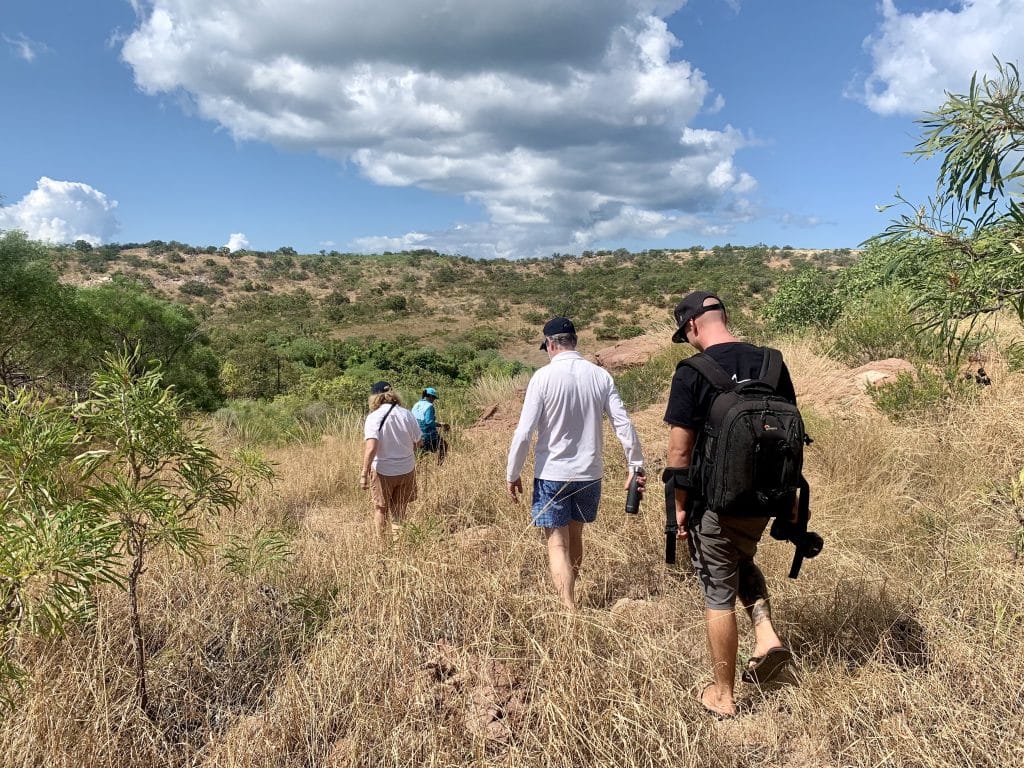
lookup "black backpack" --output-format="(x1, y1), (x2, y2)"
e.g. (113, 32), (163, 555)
(682, 348), (807, 517)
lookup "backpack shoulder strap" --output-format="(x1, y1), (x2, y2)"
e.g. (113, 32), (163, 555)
(681, 354), (735, 392)
(759, 347), (784, 390)
(377, 403), (398, 434)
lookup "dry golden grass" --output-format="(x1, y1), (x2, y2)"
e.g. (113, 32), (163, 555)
(3, 348), (1024, 767)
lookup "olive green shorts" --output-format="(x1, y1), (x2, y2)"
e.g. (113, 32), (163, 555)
(687, 509), (770, 610)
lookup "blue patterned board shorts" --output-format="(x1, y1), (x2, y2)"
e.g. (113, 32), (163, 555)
(530, 478), (602, 528)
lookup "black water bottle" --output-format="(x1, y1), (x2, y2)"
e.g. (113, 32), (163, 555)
(625, 465), (645, 514)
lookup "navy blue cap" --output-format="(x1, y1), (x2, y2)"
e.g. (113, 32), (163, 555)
(540, 316), (576, 350)
(370, 380), (392, 394)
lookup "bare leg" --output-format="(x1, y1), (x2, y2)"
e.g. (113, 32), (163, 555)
(567, 520), (584, 579)
(545, 525), (577, 610)
(703, 607), (738, 717)
(373, 503), (389, 540)
(738, 561), (783, 657)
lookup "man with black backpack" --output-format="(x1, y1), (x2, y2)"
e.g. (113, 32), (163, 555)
(664, 291), (805, 719)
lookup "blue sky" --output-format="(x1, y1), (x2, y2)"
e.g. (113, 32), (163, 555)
(2, 1), (1022, 258)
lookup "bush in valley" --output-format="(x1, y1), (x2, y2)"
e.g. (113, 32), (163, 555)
(382, 294), (408, 313)
(0, 232), (101, 391)
(594, 319), (644, 341)
(868, 367), (977, 420)
(614, 345), (684, 411)
(463, 327), (507, 351)
(210, 264), (233, 284)
(80, 280), (225, 411)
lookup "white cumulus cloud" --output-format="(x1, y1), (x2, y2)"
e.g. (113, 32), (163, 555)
(120, 0), (754, 257)
(225, 232), (249, 252)
(858, 0), (1024, 116)
(0, 177), (120, 245)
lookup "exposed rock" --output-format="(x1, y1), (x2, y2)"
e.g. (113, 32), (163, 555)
(793, 357), (916, 415)
(424, 641), (461, 682)
(849, 358), (916, 388)
(414, 643), (527, 748)
(464, 659), (519, 745)
(467, 388), (526, 435)
(593, 333), (666, 372)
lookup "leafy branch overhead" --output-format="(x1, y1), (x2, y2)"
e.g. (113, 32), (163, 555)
(914, 59), (1024, 225)
(871, 59), (1024, 362)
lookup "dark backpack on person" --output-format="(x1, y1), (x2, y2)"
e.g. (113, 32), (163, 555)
(682, 348), (807, 517)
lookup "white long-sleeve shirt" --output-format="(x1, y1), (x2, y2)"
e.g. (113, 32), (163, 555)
(506, 351), (644, 482)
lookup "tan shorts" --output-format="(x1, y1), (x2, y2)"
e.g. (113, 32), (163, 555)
(369, 469), (417, 518)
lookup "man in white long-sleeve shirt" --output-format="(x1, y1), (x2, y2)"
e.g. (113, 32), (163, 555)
(506, 317), (645, 609)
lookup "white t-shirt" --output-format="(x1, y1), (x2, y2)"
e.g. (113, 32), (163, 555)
(506, 351), (643, 482)
(364, 404), (421, 475)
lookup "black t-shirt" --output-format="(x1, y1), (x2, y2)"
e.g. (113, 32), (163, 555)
(663, 342), (797, 432)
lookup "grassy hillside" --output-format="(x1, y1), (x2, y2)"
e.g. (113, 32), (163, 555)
(2, 332), (1022, 767)
(52, 242), (855, 351)
(32, 241), (859, 433)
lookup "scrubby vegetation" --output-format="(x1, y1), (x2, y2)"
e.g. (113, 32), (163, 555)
(1, 61), (1023, 767)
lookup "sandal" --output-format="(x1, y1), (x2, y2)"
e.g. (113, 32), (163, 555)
(741, 646), (793, 686)
(698, 683), (736, 720)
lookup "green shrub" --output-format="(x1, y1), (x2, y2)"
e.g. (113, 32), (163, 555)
(464, 327), (506, 350)
(614, 346), (681, 411)
(0, 386), (120, 708)
(594, 322), (644, 341)
(830, 288), (941, 366)
(869, 367), (975, 420)
(210, 264), (233, 284)
(179, 280), (221, 298)
(383, 294), (408, 312)
(762, 268), (842, 332)
(213, 398), (317, 445)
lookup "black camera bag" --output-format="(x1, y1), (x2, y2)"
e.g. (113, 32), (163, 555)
(682, 347), (806, 517)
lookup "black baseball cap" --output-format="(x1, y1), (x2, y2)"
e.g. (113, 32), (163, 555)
(540, 316), (576, 350)
(672, 291), (725, 343)
(370, 380), (392, 394)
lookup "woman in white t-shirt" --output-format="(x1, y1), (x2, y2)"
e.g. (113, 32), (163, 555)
(360, 381), (422, 540)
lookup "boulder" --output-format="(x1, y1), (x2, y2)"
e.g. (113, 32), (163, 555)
(849, 358), (916, 388)
(593, 333), (666, 372)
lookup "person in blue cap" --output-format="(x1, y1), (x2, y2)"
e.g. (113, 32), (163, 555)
(411, 386), (449, 464)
